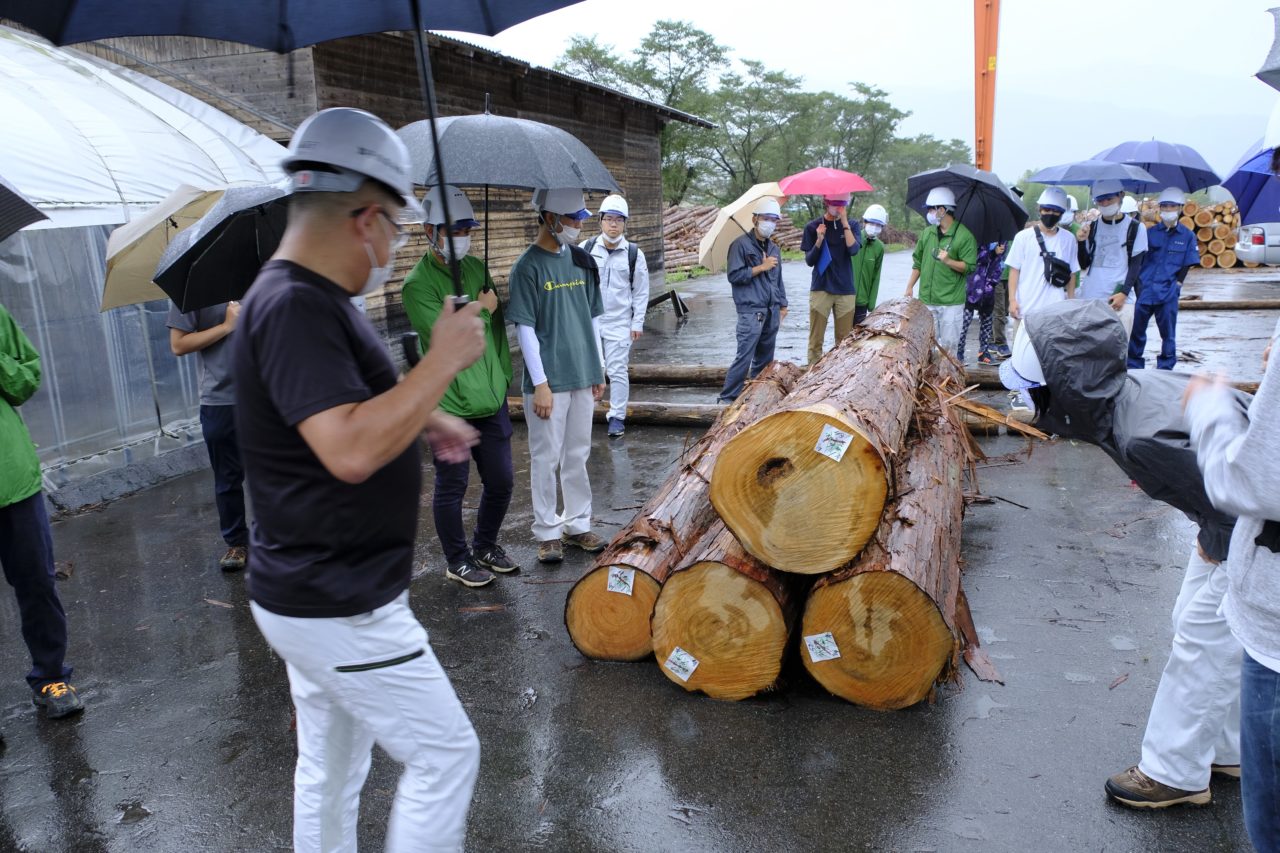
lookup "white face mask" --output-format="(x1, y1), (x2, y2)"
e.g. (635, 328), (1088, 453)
(360, 216), (398, 295)
(1160, 209), (1180, 224)
(436, 232), (470, 262)
(864, 224), (883, 238)
(554, 217), (582, 246)
(926, 211), (941, 227)
(1097, 202), (1120, 218)
(757, 219), (777, 238)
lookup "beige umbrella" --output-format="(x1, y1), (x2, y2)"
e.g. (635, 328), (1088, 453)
(697, 182), (786, 273)
(101, 184), (226, 311)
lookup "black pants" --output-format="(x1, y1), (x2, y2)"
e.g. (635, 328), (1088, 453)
(0, 492), (70, 689)
(200, 405), (247, 547)
(432, 404), (514, 566)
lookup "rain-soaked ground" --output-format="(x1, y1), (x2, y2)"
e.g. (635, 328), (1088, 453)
(0, 254), (1274, 851)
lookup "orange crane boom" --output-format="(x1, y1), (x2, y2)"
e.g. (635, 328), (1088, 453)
(973, 0), (1000, 171)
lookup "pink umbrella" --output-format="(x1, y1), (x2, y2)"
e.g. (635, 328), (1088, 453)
(778, 167), (874, 195)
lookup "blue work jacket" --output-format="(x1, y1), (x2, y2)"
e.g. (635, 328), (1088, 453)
(726, 232), (787, 312)
(1137, 223), (1199, 305)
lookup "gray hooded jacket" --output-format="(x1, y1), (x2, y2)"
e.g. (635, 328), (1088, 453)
(1023, 300), (1243, 561)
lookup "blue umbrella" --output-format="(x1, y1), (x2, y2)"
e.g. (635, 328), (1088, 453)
(1222, 139), (1280, 226)
(1027, 160), (1157, 190)
(1092, 140), (1221, 193)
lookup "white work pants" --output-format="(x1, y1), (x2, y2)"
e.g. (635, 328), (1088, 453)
(601, 337), (632, 422)
(251, 593), (480, 853)
(1139, 547), (1241, 791)
(524, 386), (594, 541)
(927, 304), (964, 356)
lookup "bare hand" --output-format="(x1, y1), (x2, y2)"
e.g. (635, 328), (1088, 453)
(224, 300), (241, 331)
(1009, 296), (1021, 320)
(936, 249), (950, 263)
(591, 384), (604, 402)
(1076, 223), (1090, 243)
(532, 383), (553, 420)
(630, 329), (642, 341)
(425, 412), (480, 464)
(760, 256), (779, 272)
(477, 288), (499, 314)
(780, 307), (789, 321)
(1107, 293), (1125, 312)
(1264, 339), (1273, 372)
(838, 208), (849, 225)
(995, 244), (1005, 256)
(1181, 373), (1215, 411)
(429, 298), (486, 373)
(815, 223), (827, 241)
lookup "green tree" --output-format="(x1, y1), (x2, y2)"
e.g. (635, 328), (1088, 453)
(870, 134), (972, 230)
(704, 60), (804, 202)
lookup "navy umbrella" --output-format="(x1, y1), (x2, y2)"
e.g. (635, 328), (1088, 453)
(0, 173), (47, 244)
(1027, 160), (1158, 191)
(1222, 140), (1280, 226)
(1092, 140), (1221, 194)
(906, 163), (1028, 245)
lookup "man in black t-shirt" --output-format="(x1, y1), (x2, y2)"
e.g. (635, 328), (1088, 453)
(233, 108), (487, 851)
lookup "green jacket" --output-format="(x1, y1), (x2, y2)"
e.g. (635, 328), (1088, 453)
(402, 251), (513, 420)
(0, 304), (42, 508)
(912, 220), (978, 306)
(852, 236), (884, 308)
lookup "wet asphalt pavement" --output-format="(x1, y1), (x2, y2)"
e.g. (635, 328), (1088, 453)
(1, 256), (1274, 851)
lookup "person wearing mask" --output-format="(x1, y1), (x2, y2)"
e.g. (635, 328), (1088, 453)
(852, 204), (887, 324)
(1006, 186), (1079, 330)
(507, 188), (607, 565)
(1128, 187), (1200, 371)
(801, 192), (861, 364)
(582, 194), (650, 438)
(905, 186), (978, 355)
(717, 197), (788, 403)
(402, 184), (517, 588)
(1076, 180), (1148, 338)
(232, 108), (487, 850)
(1063, 194), (1081, 236)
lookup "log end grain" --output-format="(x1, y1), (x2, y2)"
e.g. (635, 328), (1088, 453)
(565, 565), (663, 661)
(801, 571), (957, 710)
(651, 561), (791, 700)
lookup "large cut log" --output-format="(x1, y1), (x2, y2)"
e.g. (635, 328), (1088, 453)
(563, 362), (803, 661)
(710, 298), (935, 574)
(650, 525), (804, 700)
(800, 373), (968, 710)
(629, 363), (731, 386)
(1177, 299), (1280, 311)
(507, 397), (721, 428)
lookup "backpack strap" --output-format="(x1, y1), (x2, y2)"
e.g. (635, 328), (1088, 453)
(585, 236), (598, 255)
(1124, 217), (1139, 257)
(627, 242), (638, 287)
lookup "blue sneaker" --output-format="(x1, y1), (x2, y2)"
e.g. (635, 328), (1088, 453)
(607, 417), (625, 437)
(994, 344), (1012, 359)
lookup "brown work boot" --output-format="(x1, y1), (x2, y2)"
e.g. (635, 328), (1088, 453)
(537, 539), (563, 564)
(1105, 766), (1210, 809)
(561, 531), (606, 553)
(219, 546), (248, 572)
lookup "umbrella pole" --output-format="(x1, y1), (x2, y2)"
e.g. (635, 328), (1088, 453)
(411, 6), (465, 299)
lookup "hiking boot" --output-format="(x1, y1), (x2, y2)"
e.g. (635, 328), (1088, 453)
(33, 681), (85, 719)
(1211, 764), (1241, 780)
(474, 544), (518, 574)
(219, 545), (248, 572)
(1105, 766), (1210, 809)
(562, 531), (606, 553)
(537, 539), (563, 564)
(445, 557), (494, 588)
(607, 417), (625, 438)
(977, 349), (997, 365)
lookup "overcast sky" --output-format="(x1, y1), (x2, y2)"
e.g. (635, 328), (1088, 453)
(443, 0), (1280, 185)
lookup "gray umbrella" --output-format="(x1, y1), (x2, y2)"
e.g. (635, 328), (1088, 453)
(154, 182), (289, 312)
(0, 173), (47, 243)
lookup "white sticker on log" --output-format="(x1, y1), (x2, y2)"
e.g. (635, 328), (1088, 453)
(814, 424), (853, 462)
(606, 567), (635, 596)
(804, 632), (842, 662)
(663, 646), (699, 682)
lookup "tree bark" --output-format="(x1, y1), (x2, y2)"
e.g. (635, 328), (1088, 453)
(507, 397), (722, 428)
(1177, 299), (1280, 311)
(563, 361), (803, 661)
(710, 298), (935, 574)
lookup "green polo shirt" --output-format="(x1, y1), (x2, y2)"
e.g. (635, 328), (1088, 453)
(912, 221), (978, 306)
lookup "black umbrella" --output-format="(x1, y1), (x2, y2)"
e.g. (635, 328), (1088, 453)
(0, 173), (47, 244)
(154, 183), (289, 312)
(906, 163), (1028, 245)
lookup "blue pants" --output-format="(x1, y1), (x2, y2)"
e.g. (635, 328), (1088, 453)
(1242, 651), (1280, 851)
(200, 404), (247, 547)
(718, 308), (780, 403)
(0, 492), (71, 690)
(1128, 297), (1179, 370)
(432, 404), (514, 566)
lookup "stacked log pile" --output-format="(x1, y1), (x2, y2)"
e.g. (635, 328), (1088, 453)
(662, 204), (805, 273)
(565, 298), (1005, 708)
(1131, 199), (1249, 269)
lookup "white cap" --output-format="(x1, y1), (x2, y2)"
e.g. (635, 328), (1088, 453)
(998, 326), (1045, 390)
(532, 188), (590, 218)
(862, 204), (888, 225)
(1092, 180), (1124, 200)
(422, 184), (480, 228)
(1037, 186), (1069, 211)
(1158, 187), (1186, 206)
(753, 197), (782, 218)
(283, 107), (424, 222)
(925, 187), (957, 208)
(1120, 196), (1139, 214)
(598, 194), (629, 218)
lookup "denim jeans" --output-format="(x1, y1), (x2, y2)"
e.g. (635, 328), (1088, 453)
(0, 492), (71, 689)
(718, 307), (780, 403)
(1241, 651), (1280, 851)
(431, 404), (514, 565)
(200, 404), (247, 547)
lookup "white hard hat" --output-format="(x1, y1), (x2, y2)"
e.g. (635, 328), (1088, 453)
(283, 108), (424, 222)
(532, 188), (590, 218)
(925, 187), (957, 208)
(862, 204), (888, 225)
(598, 194), (629, 218)
(753, 197), (782, 218)
(1158, 187), (1186, 206)
(1068, 195), (1079, 211)
(422, 185), (480, 228)
(1092, 179), (1125, 200)
(1120, 196), (1139, 214)
(1037, 186), (1069, 211)
(998, 326), (1045, 390)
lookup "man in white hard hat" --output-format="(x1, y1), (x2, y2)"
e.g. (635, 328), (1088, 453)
(1062, 193), (1080, 235)
(717, 197), (788, 403)
(1120, 196), (1140, 216)
(402, 185), (518, 589)
(1128, 187), (1200, 370)
(802, 192), (861, 363)
(905, 186), (978, 355)
(508, 188), (607, 565)
(232, 108), (487, 852)
(1076, 179), (1147, 337)
(1006, 186), (1078, 331)
(852, 204), (887, 324)
(581, 194), (650, 438)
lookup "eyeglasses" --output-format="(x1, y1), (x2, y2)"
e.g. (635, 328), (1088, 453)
(351, 206), (408, 252)
(601, 215), (626, 224)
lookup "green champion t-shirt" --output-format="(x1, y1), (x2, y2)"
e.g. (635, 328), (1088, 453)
(506, 244), (604, 394)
